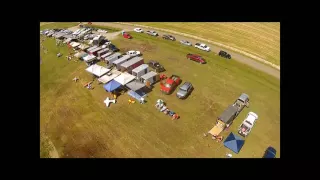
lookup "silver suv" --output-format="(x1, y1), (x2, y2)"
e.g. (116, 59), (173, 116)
(176, 82), (193, 99)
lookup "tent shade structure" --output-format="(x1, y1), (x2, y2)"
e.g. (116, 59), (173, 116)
(85, 64), (111, 77)
(113, 72), (136, 85)
(74, 51), (88, 59)
(103, 80), (122, 92)
(120, 57), (144, 73)
(223, 132), (245, 154)
(97, 69), (122, 84)
(78, 44), (89, 50)
(101, 52), (113, 60)
(82, 54), (96, 63)
(132, 64), (149, 79)
(105, 52), (122, 64)
(70, 42), (80, 48)
(140, 71), (160, 85)
(97, 48), (109, 58)
(125, 80), (146, 91)
(113, 55), (132, 70)
(127, 90), (147, 101)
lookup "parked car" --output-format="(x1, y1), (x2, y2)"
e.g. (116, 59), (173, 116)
(101, 40), (112, 48)
(219, 50), (231, 59)
(180, 40), (192, 46)
(263, 147), (276, 158)
(160, 75), (181, 94)
(109, 44), (119, 52)
(176, 82), (193, 99)
(238, 112), (258, 137)
(123, 32), (132, 39)
(126, 50), (141, 57)
(134, 28), (143, 33)
(147, 60), (165, 72)
(97, 29), (107, 33)
(146, 30), (158, 36)
(186, 54), (206, 64)
(162, 34), (176, 41)
(195, 43), (210, 52)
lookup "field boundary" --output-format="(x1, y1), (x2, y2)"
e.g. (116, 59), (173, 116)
(115, 22), (280, 70)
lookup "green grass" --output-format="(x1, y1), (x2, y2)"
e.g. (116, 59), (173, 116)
(40, 22), (79, 30)
(85, 24), (121, 33)
(40, 32), (280, 158)
(131, 22), (280, 66)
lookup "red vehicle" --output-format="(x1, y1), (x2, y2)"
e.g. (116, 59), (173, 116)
(123, 32), (132, 39)
(186, 53), (206, 64)
(160, 75), (181, 94)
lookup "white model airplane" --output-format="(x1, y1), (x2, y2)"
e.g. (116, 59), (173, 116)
(104, 97), (116, 107)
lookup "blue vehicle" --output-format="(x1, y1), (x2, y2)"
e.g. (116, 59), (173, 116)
(109, 44), (119, 52)
(263, 146), (276, 158)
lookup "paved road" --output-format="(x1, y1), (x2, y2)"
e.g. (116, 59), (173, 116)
(94, 22), (280, 79)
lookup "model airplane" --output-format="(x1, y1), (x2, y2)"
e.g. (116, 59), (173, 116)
(104, 97), (116, 107)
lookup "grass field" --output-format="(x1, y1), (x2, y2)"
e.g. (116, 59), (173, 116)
(131, 22), (280, 66)
(40, 22), (79, 30)
(40, 32), (280, 158)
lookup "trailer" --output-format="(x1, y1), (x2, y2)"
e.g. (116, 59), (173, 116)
(120, 57), (144, 73)
(86, 46), (98, 53)
(89, 47), (103, 56)
(105, 52), (122, 64)
(112, 55), (132, 70)
(207, 105), (238, 137)
(131, 64), (149, 79)
(101, 52), (113, 60)
(140, 71), (160, 85)
(96, 48), (109, 58)
(83, 54), (97, 66)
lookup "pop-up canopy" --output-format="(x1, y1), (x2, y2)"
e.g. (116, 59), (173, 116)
(103, 80), (122, 92)
(223, 132), (245, 154)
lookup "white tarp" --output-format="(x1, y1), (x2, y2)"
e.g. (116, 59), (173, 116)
(85, 64), (111, 77)
(97, 69), (122, 84)
(113, 72), (136, 85)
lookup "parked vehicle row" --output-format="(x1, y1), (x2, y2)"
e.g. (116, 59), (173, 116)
(131, 28), (232, 59)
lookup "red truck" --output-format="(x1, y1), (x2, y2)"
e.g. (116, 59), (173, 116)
(186, 53), (206, 64)
(160, 75), (181, 94)
(123, 32), (132, 39)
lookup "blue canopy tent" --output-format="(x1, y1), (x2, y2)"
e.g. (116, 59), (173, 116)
(223, 132), (245, 154)
(103, 80), (122, 92)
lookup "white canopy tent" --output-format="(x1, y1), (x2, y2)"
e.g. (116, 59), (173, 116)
(70, 42), (80, 48)
(85, 64), (111, 77)
(97, 69), (122, 84)
(113, 72), (136, 85)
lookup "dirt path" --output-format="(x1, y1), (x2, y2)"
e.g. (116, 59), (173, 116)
(93, 22), (280, 80)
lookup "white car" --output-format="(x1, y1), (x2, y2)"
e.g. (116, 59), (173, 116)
(146, 30), (158, 36)
(180, 40), (192, 46)
(134, 28), (143, 33)
(238, 112), (258, 137)
(195, 43), (210, 52)
(126, 50), (141, 57)
(101, 40), (112, 48)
